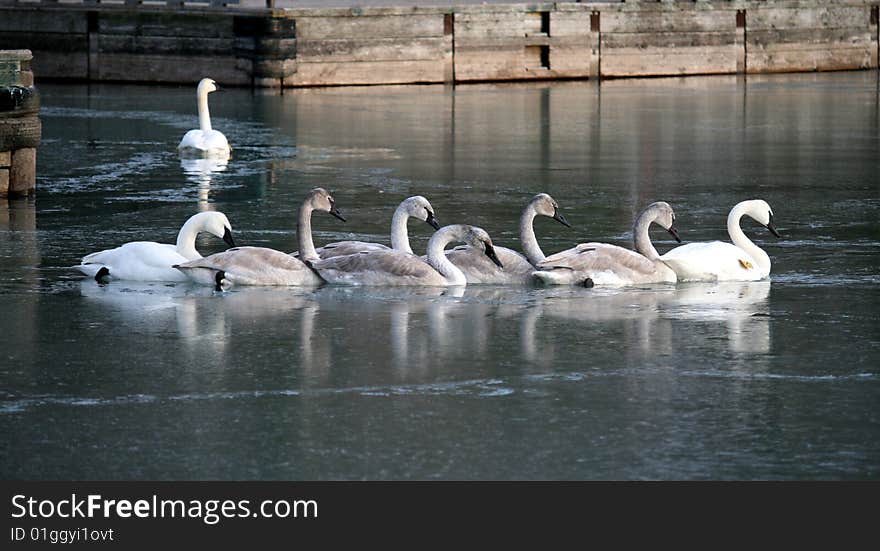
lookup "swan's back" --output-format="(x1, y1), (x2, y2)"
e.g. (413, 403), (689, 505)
(175, 246), (322, 286)
(78, 241), (190, 282)
(536, 243), (673, 285)
(313, 250), (447, 286)
(444, 245), (533, 284)
(660, 241), (768, 281)
(178, 129), (229, 158)
(292, 240), (390, 260)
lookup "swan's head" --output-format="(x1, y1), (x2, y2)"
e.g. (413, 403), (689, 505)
(741, 199), (781, 238)
(464, 226), (503, 268)
(531, 193), (571, 228)
(402, 195), (440, 230)
(647, 201), (681, 243)
(307, 188), (346, 222)
(197, 78), (219, 96)
(188, 211), (235, 248)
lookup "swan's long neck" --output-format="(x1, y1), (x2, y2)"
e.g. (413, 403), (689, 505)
(297, 203), (319, 262)
(389, 205), (413, 255)
(426, 225), (468, 285)
(197, 89), (212, 133)
(175, 215), (206, 260)
(633, 208), (661, 261)
(727, 204), (771, 271)
(518, 203), (546, 265)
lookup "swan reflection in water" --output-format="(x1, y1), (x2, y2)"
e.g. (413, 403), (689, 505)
(78, 281), (322, 368)
(180, 157), (228, 211)
(533, 280), (771, 357)
(534, 286), (675, 360)
(78, 278), (773, 386)
(660, 280), (772, 354)
(312, 286), (466, 379)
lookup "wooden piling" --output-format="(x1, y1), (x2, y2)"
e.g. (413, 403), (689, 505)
(0, 49), (39, 198)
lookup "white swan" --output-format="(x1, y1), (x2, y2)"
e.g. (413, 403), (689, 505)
(660, 199), (780, 281)
(76, 211), (235, 283)
(532, 201), (681, 286)
(311, 224), (503, 286)
(444, 193), (570, 284)
(174, 188), (345, 289)
(291, 195), (440, 259)
(177, 78), (231, 159)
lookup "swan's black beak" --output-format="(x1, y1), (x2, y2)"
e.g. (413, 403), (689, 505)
(766, 214), (781, 238)
(426, 211), (441, 230)
(553, 208), (572, 228)
(222, 227), (236, 248)
(484, 243), (503, 268)
(329, 201), (346, 222)
(667, 225), (682, 243)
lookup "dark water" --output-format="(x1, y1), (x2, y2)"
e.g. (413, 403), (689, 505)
(2, 71), (878, 480)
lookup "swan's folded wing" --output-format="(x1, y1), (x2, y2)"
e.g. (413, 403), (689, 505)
(175, 246), (315, 285)
(292, 240), (391, 260)
(313, 250), (442, 285)
(178, 129), (203, 150)
(539, 243), (609, 270)
(81, 242), (184, 270)
(538, 243), (656, 274)
(660, 241), (757, 281)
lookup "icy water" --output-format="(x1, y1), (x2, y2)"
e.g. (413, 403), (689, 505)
(1, 72), (879, 480)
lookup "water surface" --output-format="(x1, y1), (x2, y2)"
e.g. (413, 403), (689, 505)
(2, 72), (878, 479)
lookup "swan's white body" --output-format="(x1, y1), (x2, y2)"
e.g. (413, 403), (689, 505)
(178, 78), (231, 159)
(533, 201), (680, 286)
(660, 199), (779, 282)
(76, 211), (234, 282)
(174, 188), (345, 288)
(312, 224), (502, 287)
(444, 193), (570, 284)
(292, 195), (440, 259)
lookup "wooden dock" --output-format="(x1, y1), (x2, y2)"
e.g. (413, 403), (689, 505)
(0, 1), (877, 88)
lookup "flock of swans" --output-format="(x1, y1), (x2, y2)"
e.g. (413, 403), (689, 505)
(75, 77), (781, 290)
(76, 188), (781, 290)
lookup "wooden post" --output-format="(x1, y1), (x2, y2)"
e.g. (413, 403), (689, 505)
(88, 11), (99, 81)
(871, 5), (879, 69)
(0, 50), (40, 198)
(444, 13), (454, 85)
(590, 11), (600, 79)
(736, 9), (746, 74)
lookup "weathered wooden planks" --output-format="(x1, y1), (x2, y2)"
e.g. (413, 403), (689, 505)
(747, 5), (875, 72)
(291, 14), (449, 86)
(93, 53), (249, 83)
(294, 59), (448, 87)
(455, 10), (593, 81)
(0, 1), (877, 87)
(600, 6), (740, 78)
